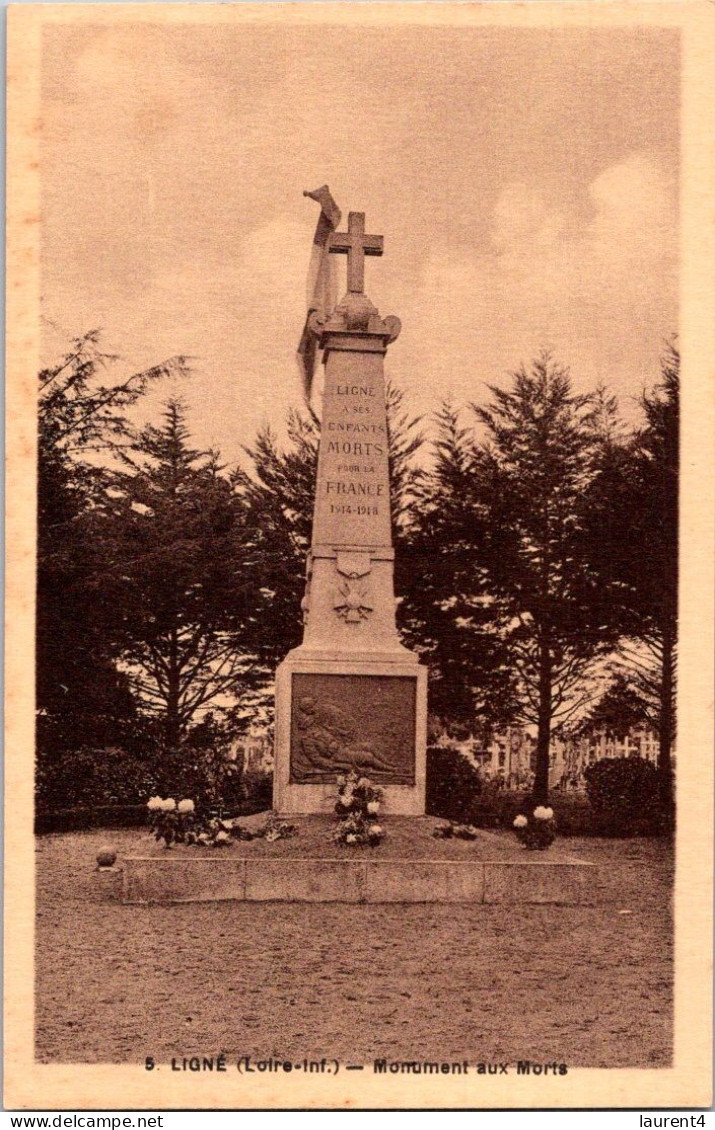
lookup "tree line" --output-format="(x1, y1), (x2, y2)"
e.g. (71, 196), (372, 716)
(37, 333), (678, 807)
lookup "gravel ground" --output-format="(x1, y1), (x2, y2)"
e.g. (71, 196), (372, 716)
(35, 830), (673, 1068)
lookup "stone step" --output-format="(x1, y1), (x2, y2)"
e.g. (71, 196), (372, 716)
(111, 855), (596, 905)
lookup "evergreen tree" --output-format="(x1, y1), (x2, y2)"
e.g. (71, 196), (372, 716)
(37, 332), (188, 755)
(590, 344), (679, 811)
(232, 406), (319, 669)
(37, 430), (140, 753)
(633, 344), (678, 810)
(95, 400), (262, 749)
(464, 354), (623, 801)
(398, 403), (519, 730)
(578, 673), (655, 741)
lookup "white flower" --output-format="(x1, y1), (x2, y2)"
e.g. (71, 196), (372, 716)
(367, 801), (380, 815)
(533, 806), (554, 821)
(513, 815), (528, 828)
(345, 833), (357, 844)
(339, 796), (352, 807)
(214, 830), (230, 844)
(147, 796), (163, 811)
(357, 777), (370, 789)
(177, 799), (194, 814)
(196, 833), (210, 845)
(336, 775), (347, 788)
(161, 798), (177, 812)
(368, 825), (383, 837)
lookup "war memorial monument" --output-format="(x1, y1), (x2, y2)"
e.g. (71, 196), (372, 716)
(273, 198), (427, 816)
(111, 190), (593, 906)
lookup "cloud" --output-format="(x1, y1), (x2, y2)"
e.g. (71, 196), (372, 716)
(400, 152), (677, 414)
(583, 153), (677, 305)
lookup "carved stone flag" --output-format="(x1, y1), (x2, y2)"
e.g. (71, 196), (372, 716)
(296, 185), (341, 399)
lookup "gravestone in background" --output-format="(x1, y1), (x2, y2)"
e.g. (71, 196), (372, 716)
(273, 209), (427, 815)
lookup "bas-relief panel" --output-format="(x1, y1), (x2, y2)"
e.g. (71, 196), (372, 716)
(289, 673), (416, 784)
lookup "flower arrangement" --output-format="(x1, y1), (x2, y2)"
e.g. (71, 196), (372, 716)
(331, 771), (385, 847)
(259, 812), (298, 843)
(512, 805), (556, 851)
(432, 821), (480, 841)
(147, 796), (297, 848)
(147, 796), (195, 846)
(147, 796), (245, 847)
(192, 816), (255, 847)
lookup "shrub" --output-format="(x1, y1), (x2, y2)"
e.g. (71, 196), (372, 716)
(425, 746), (482, 824)
(34, 804), (148, 834)
(584, 756), (661, 836)
(153, 747), (244, 815)
(548, 793), (593, 836)
(35, 743), (250, 823)
(470, 780), (519, 829)
(512, 805), (557, 850)
(463, 787), (594, 836)
(35, 746), (161, 815)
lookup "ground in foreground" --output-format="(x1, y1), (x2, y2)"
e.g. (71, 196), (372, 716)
(35, 829), (672, 1068)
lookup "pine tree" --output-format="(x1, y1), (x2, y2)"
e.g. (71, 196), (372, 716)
(233, 407), (320, 669)
(466, 353), (623, 801)
(398, 403), (519, 731)
(635, 344), (678, 811)
(37, 332), (188, 755)
(94, 400), (261, 749)
(579, 673), (655, 742)
(593, 344), (679, 812)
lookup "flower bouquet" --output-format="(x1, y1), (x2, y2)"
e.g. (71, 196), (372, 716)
(432, 821), (480, 841)
(147, 796), (198, 847)
(259, 812), (298, 843)
(147, 796), (298, 848)
(147, 796), (251, 847)
(331, 770), (385, 847)
(193, 815), (256, 847)
(512, 806), (557, 850)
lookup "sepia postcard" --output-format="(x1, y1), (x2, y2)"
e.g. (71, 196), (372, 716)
(4, 1), (715, 1112)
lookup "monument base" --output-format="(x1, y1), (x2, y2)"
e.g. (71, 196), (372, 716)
(273, 654), (427, 816)
(104, 817), (598, 906)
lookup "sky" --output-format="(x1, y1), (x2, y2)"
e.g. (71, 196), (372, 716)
(40, 20), (679, 467)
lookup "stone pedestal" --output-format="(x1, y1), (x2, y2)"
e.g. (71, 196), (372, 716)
(273, 280), (427, 816)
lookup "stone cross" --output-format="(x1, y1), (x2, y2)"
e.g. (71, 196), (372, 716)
(329, 211), (383, 294)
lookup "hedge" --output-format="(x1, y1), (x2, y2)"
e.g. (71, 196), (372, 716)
(425, 746), (483, 824)
(584, 756), (663, 836)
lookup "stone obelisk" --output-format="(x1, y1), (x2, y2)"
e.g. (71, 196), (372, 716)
(273, 209), (427, 816)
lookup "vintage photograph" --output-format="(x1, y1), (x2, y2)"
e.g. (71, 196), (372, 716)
(4, 1), (714, 1112)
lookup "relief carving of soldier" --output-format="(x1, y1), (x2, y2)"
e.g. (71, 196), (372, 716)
(291, 693), (400, 781)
